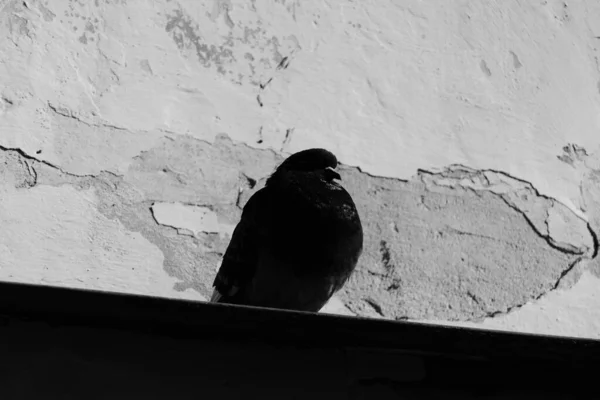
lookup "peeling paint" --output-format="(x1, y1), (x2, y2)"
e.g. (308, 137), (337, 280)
(125, 133), (280, 206)
(45, 102), (164, 175)
(546, 203), (594, 255)
(0, 182), (204, 301)
(422, 268), (600, 340)
(1, 132), (597, 324)
(2, 0), (600, 338)
(336, 167), (580, 321)
(151, 202), (235, 238)
(0, 149), (37, 189)
(418, 165), (595, 257)
(558, 143), (588, 166)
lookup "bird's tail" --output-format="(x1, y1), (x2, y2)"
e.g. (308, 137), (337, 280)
(209, 289), (223, 303)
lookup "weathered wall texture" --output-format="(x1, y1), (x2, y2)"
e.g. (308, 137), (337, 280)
(1, 0), (600, 338)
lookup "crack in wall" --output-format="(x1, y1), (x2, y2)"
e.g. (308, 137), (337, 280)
(149, 202), (177, 232)
(47, 102), (127, 131)
(418, 166), (597, 259)
(587, 222), (599, 259)
(364, 298), (384, 317)
(3, 0), (600, 328)
(379, 240), (394, 272)
(0, 145), (123, 182)
(485, 257), (584, 319)
(1, 135), (599, 323)
(0, 145), (62, 174)
(340, 162), (586, 321)
(497, 194), (587, 256)
(443, 226), (527, 249)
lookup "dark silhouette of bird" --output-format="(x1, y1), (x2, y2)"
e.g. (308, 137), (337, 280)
(210, 148), (363, 312)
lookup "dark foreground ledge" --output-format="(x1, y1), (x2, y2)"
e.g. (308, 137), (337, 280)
(0, 280), (597, 399)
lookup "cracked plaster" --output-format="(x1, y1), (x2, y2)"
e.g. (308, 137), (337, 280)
(151, 201), (235, 238)
(1, 134), (598, 328)
(1, 0), (600, 338)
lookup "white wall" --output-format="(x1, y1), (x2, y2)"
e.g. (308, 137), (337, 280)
(1, 0), (599, 338)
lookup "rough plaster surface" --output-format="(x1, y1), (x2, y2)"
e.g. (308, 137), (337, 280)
(1, 0), (600, 338)
(334, 167), (586, 321)
(151, 202), (235, 238)
(0, 153), (203, 300)
(421, 267), (600, 340)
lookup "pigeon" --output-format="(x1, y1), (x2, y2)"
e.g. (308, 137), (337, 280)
(210, 148), (363, 312)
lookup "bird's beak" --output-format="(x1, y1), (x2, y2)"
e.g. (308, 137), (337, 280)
(325, 166), (342, 181)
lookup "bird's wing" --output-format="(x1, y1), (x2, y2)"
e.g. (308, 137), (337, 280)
(210, 188), (269, 302)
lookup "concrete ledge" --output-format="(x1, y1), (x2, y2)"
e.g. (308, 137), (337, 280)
(0, 281), (597, 397)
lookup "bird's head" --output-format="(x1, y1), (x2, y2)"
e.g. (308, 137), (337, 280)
(267, 148), (341, 185)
